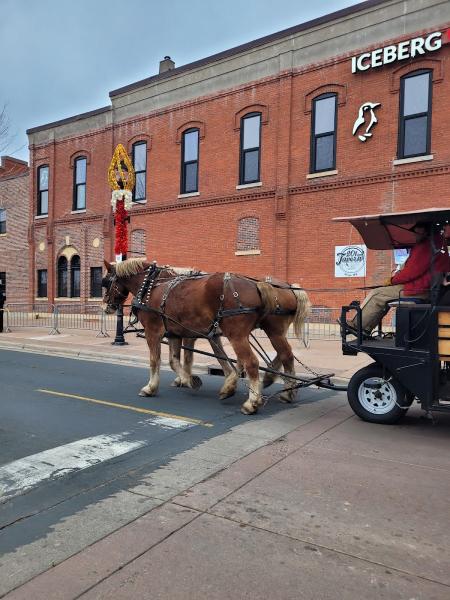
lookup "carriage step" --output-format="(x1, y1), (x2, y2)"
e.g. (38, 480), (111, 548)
(207, 365), (245, 377)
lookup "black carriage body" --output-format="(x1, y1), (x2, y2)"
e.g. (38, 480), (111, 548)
(341, 303), (450, 414)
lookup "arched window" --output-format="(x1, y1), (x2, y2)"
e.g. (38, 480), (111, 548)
(310, 93), (337, 173)
(57, 256), (68, 297)
(239, 113), (261, 185)
(73, 157), (87, 210)
(132, 142), (147, 201)
(70, 255), (80, 298)
(181, 128), (199, 194)
(398, 69), (432, 159)
(236, 217), (260, 252)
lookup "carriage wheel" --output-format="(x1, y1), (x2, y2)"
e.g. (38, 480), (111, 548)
(347, 364), (413, 424)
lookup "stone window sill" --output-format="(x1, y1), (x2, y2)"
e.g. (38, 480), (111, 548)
(0, 233), (6, 237)
(35, 214), (48, 220)
(71, 209), (86, 214)
(178, 192), (200, 199)
(88, 298), (103, 301)
(35, 297), (48, 301)
(133, 200), (147, 205)
(236, 182), (262, 190)
(235, 249), (261, 256)
(306, 170), (338, 179)
(54, 297), (81, 302)
(393, 155), (433, 166)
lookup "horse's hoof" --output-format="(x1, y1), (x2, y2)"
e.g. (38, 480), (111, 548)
(139, 388), (156, 397)
(279, 393), (293, 403)
(171, 380), (183, 387)
(191, 375), (202, 390)
(241, 402), (257, 415)
(219, 389), (236, 400)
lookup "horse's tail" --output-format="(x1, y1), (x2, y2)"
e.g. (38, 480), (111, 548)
(291, 284), (311, 339)
(256, 281), (278, 318)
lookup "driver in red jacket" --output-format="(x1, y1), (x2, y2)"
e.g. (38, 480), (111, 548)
(348, 223), (450, 335)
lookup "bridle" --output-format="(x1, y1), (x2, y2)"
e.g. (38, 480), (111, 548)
(102, 272), (128, 311)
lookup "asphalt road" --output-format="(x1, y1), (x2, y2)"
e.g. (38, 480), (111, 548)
(0, 349), (331, 562)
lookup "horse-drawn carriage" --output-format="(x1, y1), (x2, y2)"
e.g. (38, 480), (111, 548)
(336, 207), (450, 424)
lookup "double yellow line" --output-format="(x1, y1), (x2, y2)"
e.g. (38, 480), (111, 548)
(36, 389), (213, 427)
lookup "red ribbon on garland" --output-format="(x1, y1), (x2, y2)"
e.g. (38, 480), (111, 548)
(114, 196), (128, 256)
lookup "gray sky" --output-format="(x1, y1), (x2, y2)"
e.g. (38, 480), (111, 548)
(1, 0), (361, 162)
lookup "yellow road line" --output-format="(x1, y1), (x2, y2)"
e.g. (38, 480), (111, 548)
(36, 389), (213, 427)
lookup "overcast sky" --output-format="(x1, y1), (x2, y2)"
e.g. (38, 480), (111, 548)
(1, 0), (361, 162)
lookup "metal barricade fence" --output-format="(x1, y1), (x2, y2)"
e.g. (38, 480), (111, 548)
(0, 304), (396, 341)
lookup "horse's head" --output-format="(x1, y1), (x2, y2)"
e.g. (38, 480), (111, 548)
(102, 260), (129, 314)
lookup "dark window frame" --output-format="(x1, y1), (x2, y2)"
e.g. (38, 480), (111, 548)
(0, 272), (6, 296)
(132, 141), (147, 201)
(0, 208), (6, 234)
(90, 266), (103, 298)
(37, 165), (49, 216)
(37, 269), (48, 298)
(310, 93), (338, 174)
(239, 112), (262, 185)
(398, 69), (432, 159)
(180, 128), (199, 194)
(73, 157), (87, 211)
(57, 256), (68, 298)
(70, 255), (81, 298)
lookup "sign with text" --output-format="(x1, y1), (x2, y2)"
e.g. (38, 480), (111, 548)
(335, 245), (366, 278)
(351, 31), (445, 73)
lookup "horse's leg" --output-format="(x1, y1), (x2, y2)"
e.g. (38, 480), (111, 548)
(169, 337), (199, 388)
(208, 335), (238, 399)
(262, 354), (282, 388)
(182, 338), (202, 389)
(227, 335), (261, 414)
(139, 331), (162, 397)
(268, 333), (297, 403)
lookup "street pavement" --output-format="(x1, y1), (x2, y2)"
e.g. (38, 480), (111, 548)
(0, 330), (449, 599)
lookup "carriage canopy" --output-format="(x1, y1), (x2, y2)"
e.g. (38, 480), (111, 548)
(332, 207), (450, 250)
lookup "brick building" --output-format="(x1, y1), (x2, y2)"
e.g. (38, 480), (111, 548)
(0, 156), (30, 304)
(26, 0), (450, 308)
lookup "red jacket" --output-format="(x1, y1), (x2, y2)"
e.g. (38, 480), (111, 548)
(391, 235), (450, 296)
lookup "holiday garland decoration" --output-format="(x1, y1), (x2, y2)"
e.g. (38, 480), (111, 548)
(108, 144), (135, 258)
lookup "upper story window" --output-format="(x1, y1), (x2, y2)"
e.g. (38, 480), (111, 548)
(132, 142), (147, 201)
(73, 157), (87, 211)
(311, 94), (337, 173)
(398, 70), (432, 159)
(70, 255), (80, 298)
(0, 208), (6, 234)
(37, 165), (49, 215)
(181, 128), (199, 194)
(239, 113), (261, 185)
(57, 256), (68, 297)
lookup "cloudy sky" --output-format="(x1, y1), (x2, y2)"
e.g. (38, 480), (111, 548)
(1, 0), (361, 162)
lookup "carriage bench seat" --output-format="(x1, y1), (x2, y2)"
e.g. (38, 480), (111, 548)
(387, 297), (427, 308)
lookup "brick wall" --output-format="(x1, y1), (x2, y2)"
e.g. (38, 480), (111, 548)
(0, 158), (30, 304)
(27, 23), (450, 309)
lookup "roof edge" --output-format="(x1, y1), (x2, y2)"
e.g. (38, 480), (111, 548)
(109, 0), (392, 98)
(27, 106), (111, 135)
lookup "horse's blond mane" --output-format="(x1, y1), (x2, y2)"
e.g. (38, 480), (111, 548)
(166, 265), (205, 276)
(115, 258), (147, 278)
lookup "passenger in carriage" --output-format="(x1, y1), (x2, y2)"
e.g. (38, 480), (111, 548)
(347, 222), (450, 336)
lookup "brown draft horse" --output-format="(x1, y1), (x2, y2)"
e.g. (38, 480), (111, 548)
(102, 258), (282, 414)
(170, 276), (310, 403)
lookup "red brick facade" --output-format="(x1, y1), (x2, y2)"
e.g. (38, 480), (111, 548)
(26, 1), (450, 309)
(0, 157), (30, 304)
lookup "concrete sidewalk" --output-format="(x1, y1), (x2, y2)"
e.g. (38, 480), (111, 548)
(4, 399), (450, 600)
(0, 327), (371, 381)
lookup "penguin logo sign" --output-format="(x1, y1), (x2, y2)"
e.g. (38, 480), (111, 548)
(352, 102), (381, 142)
